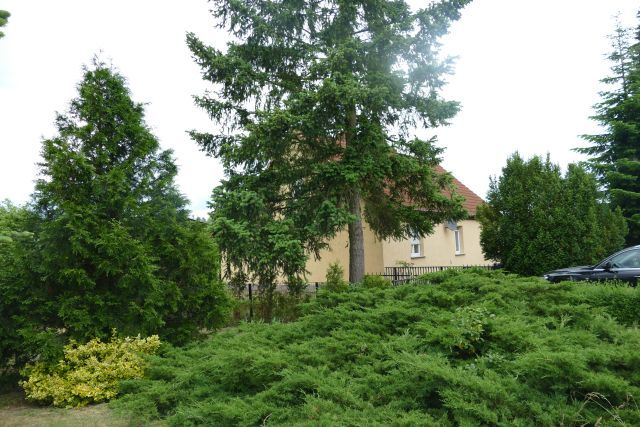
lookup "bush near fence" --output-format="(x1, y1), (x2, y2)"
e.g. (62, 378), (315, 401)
(383, 264), (499, 283)
(227, 265), (498, 322)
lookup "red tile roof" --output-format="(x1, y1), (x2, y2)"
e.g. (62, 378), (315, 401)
(435, 165), (484, 216)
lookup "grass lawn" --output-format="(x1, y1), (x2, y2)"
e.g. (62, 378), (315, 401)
(0, 391), (136, 427)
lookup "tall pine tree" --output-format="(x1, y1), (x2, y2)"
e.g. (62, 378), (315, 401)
(189, 0), (468, 283)
(32, 60), (229, 344)
(578, 15), (640, 244)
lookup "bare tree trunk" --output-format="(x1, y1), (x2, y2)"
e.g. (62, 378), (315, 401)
(349, 188), (365, 283)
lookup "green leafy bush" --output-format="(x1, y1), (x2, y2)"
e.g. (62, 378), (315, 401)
(21, 334), (160, 408)
(360, 274), (392, 289)
(113, 271), (640, 425)
(477, 154), (627, 276)
(286, 276), (307, 297)
(1, 64), (233, 387)
(325, 262), (348, 292)
(29, 62), (231, 347)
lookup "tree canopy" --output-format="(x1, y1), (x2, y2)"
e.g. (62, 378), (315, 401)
(577, 14), (640, 244)
(189, 0), (469, 284)
(477, 153), (627, 276)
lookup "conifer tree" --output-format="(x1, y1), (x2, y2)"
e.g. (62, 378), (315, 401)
(0, 202), (49, 373)
(478, 154), (627, 276)
(32, 60), (229, 344)
(189, 0), (469, 283)
(0, 10), (9, 39)
(578, 15), (640, 244)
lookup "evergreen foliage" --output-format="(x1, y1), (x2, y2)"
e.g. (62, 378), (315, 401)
(188, 0), (469, 283)
(324, 262), (348, 292)
(0, 60), (231, 372)
(0, 201), (56, 384)
(578, 15), (640, 244)
(0, 10), (9, 39)
(360, 274), (392, 289)
(477, 154), (627, 276)
(113, 270), (640, 426)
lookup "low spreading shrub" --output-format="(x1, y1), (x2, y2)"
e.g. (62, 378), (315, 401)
(360, 274), (392, 289)
(21, 334), (160, 408)
(113, 270), (640, 425)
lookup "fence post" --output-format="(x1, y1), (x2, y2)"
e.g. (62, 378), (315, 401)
(393, 267), (398, 283)
(248, 283), (253, 322)
(315, 282), (319, 294)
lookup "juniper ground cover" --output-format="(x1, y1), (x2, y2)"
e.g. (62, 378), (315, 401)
(113, 270), (640, 426)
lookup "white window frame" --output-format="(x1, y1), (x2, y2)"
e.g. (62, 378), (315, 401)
(454, 227), (463, 255)
(410, 230), (422, 258)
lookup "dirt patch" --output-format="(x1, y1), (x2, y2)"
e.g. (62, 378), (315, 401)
(0, 392), (134, 427)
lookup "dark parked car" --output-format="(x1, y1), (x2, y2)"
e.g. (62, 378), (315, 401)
(543, 245), (640, 285)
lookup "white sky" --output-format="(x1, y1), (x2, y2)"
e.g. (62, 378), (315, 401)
(0, 1), (638, 218)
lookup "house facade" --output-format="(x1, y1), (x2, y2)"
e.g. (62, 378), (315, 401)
(305, 168), (490, 282)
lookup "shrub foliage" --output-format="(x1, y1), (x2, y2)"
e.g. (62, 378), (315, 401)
(21, 334), (160, 408)
(0, 60), (231, 380)
(114, 270), (640, 426)
(31, 60), (230, 344)
(360, 274), (392, 289)
(325, 262), (348, 292)
(478, 154), (627, 275)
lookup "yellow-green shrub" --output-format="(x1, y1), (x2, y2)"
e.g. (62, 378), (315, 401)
(20, 334), (160, 407)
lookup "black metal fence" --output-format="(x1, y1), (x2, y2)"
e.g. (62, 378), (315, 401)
(234, 282), (323, 296)
(234, 264), (498, 298)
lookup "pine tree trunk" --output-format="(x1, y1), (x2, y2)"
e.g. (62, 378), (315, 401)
(349, 188), (365, 283)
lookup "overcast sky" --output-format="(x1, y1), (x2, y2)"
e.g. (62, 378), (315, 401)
(0, 1), (638, 218)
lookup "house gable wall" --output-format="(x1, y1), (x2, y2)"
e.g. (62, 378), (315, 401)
(382, 219), (487, 267)
(305, 219), (488, 283)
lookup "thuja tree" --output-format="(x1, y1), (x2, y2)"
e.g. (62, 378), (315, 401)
(578, 16), (640, 244)
(32, 60), (229, 345)
(477, 154), (627, 276)
(0, 202), (56, 379)
(189, 0), (468, 283)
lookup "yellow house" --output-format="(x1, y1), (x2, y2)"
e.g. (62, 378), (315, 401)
(305, 167), (490, 282)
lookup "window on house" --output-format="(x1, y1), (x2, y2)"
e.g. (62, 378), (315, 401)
(454, 227), (463, 255)
(410, 230), (422, 258)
